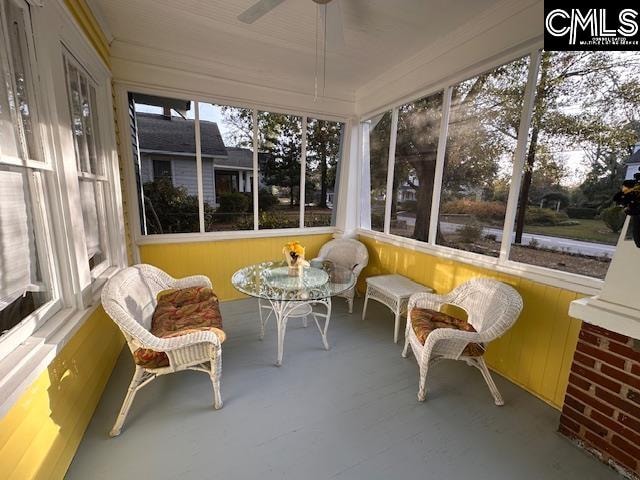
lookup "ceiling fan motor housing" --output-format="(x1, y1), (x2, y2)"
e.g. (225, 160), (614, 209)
(312, 0), (333, 4)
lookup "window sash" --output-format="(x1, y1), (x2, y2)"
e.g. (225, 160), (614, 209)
(0, 0), (62, 356)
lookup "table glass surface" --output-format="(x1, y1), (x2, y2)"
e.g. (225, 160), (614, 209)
(231, 261), (356, 301)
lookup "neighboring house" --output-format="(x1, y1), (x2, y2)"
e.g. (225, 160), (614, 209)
(137, 112), (255, 206)
(625, 144), (640, 181)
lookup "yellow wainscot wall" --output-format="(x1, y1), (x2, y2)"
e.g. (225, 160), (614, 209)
(0, 308), (125, 480)
(358, 236), (583, 409)
(138, 233), (335, 301)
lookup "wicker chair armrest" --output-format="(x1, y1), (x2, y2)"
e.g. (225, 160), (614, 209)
(310, 256), (325, 263)
(147, 329), (222, 351)
(419, 327), (482, 363)
(171, 274), (212, 289)
(407, 292), (451, 312)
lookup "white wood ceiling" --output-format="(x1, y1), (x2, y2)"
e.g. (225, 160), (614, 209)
(94, 0), (502, 100)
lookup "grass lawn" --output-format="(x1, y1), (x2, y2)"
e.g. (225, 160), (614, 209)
(523, 219), (620, 245)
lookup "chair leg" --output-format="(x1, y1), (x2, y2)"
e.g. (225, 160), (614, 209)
(402, 334), (410, 358)
(347, 296), (354, 314)
(417, 362), (430, 402)
(393, 310), (401, 344)
(303, 315), (308, 328)
(361, 290), (369, 320)
(210, 345), (223, 410)
(110, 366), (145, 437)
(476, 357), (504, 406)
(402, 314), (413, 358)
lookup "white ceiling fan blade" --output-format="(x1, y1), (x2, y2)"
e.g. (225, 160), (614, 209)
(237, 0), (286, 24)
(324, 1), (345, 50)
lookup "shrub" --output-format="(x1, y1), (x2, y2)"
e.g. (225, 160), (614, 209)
(524, 207), (569, 226)
(258, 189), (278, 211)
(484, 233), (498, 241)
(600, 206), (626, 233)
(217, 192), (250, 220)
(566, 207), (597, 219)
(440, 199), (506, 221)
(457, 223), (482, 243)
(143, 178), (214, 234)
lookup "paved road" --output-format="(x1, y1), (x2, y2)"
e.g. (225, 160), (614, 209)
(396, 214), (616, 258)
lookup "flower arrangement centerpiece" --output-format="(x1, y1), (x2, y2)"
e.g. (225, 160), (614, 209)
(283, 241), (309, 277)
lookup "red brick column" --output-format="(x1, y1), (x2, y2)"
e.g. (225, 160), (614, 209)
(559, 323), (640, 478)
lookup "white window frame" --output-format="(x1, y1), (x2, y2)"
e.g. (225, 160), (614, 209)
(62, 50), (113, 281)
(357, 43), (606, 295)
(0, 0), (126, 417)
(0, 0), (63, 359)
(117, 84), (349, 251)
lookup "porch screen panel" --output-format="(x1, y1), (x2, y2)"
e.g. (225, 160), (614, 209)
(390, 92), (443, 241)
(437, 56), (529, 258)
(198, 102), (253, 232)
(362, 111), (392, 232)
(257, 110), (302, 230)
(131, 93), (199, 234)
(304, 118), (344, 227)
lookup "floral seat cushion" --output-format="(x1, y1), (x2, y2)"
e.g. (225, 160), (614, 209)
(133, 287), (225, 369)
(410, 307), (484, 357)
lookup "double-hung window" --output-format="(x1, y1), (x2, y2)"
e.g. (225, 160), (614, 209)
(63, 52), (112, 278)
(0, 0), (60, 347)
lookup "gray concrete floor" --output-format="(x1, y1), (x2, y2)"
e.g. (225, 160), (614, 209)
(67, 298), (620, 480)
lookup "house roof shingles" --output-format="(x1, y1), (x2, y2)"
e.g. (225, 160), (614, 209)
(137, 113), (227, 156)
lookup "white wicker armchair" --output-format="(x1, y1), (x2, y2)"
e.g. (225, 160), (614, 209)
(311, 238), (369, 313)
(402, 278), (523, 405)
(101, 264), (223, 437)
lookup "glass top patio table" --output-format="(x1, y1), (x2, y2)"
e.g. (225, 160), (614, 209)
(231, 260), (356, 302)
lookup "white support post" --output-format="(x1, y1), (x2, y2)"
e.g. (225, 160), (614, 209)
(499, 49), (541, 260)
(194, 102), (205, 233)
(252, 108), (259, 230)
(428, 88), (452, 245)
(299, 117), (307, 228)
(383, 108), (399, 234)
(360, 121), (371, 230)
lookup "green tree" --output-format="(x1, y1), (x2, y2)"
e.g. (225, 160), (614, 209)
(514, 51), (640, 243)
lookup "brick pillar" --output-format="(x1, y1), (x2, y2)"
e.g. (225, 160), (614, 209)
(559, 323), (640, 479)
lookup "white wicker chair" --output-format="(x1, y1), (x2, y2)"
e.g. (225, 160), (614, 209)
(402, 278), (523, 405)
(101, 264), (223, 437)
(311, 238), (369, 313)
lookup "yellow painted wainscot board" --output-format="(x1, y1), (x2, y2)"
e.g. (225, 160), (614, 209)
(358, 236), (583, 410)
(0, 308), (125, 480)
(139, 233), (334, 301)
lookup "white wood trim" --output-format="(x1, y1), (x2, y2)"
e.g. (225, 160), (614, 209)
(136, 226), (337, 246)
(499, 49), (541, 260)
(383, 108), (399, 235)
(252, 108), (259, 231)
(357, 228), (603, 296)
(115, 80), (350, 125)
(194, 101), (205, 233)
(428, 88), (451, 244)
(299, 116), (307, 228)
(358, 37), (543, 121)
